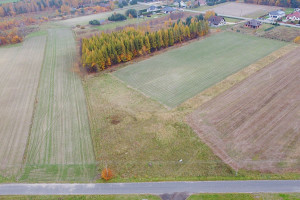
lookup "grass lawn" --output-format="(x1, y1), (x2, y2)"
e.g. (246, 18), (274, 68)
(224, 17), (241, 23)
(0, 195), (160, 200)
(93, 15), (166, 31)
(113, 31), (286, 108)
(57, 4), (148, 27)
(188, 193), (300, 200)
(284, 8), (295, 15)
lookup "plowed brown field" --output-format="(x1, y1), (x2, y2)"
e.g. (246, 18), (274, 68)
(187, 47), (300, 172)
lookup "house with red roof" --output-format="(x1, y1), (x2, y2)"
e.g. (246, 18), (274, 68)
(286, 12), (300, 21)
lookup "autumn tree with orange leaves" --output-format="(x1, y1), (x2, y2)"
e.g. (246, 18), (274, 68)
(101, 168), (113, 181)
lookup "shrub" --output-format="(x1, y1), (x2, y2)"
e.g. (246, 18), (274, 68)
(89, 20), (100, 25)
(122, 0), (128, 6)
(130, 0), (138, 5)
(264, 26), (274, 31)
(125, 9), (137, 18)
(294, 36), (300, 44)
(108, 13), (127, 21)
(101, 168), (113, 181)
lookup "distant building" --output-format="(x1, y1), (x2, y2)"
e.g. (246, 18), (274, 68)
(244, 19), (262, 29)
(208, 16), (226, 26)
(269, 10), (285, 20)
(162, 6), (176, 14)
(286, 11), (300, 21)
(147, 6), (160, 13)
(180, 1), (187, 8)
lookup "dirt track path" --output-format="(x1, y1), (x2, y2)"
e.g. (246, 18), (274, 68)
(0, 36), (46, 176)
(188, 47), (300, 172)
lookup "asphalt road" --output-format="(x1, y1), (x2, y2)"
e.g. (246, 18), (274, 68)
(0, 181), (300, 195)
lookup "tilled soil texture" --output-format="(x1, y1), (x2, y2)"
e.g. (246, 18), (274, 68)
(187, 48), (300, 173)
(0, 36), (46, 176)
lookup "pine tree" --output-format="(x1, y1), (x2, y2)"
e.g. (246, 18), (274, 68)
(162, 29), (169, 47)
(144, 36), (151, 53)
(168, 29), (174, 46)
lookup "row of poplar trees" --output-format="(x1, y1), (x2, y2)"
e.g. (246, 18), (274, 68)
(81, 18), (209, 71)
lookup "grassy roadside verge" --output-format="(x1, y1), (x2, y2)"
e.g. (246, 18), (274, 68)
(188, 193), (300, 200)
(0, 195), (160, 200)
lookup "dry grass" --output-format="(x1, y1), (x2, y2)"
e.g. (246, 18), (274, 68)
(85, 73), (233, 181)
(84, 41), (298, 181)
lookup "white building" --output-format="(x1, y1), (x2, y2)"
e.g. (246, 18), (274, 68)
(269, 10), (285, 20)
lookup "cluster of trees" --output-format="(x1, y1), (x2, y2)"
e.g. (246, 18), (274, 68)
(108, 13), (127, 21)
(89, 19), (101, 25)
(0, 17), (36, 30)
(125, 8), (137, 18)
(130, 0), (138, 5)
(244, 0), (299, 7)
(81, 17), (209, 71)
(206, 0), (227, 6)
(0, 17), (37, 46)
(118, 0), (128, 8)
(0, 0), (107, 17)
(0, 29), (23, 46)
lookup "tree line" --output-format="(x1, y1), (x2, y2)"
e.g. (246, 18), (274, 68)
(81, 17), (209, 72)
(0, 17), (38, 46)
(0, 0), (105, 17)
(244, 0), (299, 7)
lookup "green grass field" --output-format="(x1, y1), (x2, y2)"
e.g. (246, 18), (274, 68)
(114, 32), (286, 108)
(188, 193), (300, 200)
(21, 28), (96, 182)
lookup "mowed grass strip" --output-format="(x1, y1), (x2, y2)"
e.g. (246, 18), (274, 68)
(22, 28), (95, 182)
(0, 36), (46, 176)
(113, 32), (286, 108)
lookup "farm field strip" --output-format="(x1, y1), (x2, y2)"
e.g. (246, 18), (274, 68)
(23, 28), (95, 181)
(187, 47), (300, 172)
(205, 2), (282, 17)
(0, 36), (46, 176)
(114, 32), (286, 108)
